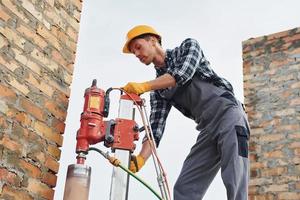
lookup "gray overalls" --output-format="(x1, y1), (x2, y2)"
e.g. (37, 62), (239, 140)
(159, 75), (250, 200)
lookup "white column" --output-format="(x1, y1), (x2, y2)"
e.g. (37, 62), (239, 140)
(109, 99), (134, 200)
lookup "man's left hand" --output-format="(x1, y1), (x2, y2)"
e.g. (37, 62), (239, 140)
(123, 82), (151, 95)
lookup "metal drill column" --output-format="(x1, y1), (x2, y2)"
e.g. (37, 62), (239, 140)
(109, 98), (134, 200)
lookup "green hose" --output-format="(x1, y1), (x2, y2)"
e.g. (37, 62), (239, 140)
(88, 147), (164, 200)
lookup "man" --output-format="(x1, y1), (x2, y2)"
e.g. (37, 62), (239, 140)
(122, 25), (250, 200)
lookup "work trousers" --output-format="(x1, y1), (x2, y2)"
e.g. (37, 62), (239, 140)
(173, 105), (250, 200)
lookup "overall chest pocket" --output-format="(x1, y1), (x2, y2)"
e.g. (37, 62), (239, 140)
(235, 125), (249, 158)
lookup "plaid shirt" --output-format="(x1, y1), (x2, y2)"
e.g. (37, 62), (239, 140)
(149, 38), (234, 146)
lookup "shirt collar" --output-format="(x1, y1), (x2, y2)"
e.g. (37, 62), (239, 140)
(154, 49), (172, 74)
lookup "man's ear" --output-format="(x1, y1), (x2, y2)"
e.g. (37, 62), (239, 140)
(150, 36), (158, 46)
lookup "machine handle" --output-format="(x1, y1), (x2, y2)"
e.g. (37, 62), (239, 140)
(92, 79), (97, 87)
(103, 88), (113, 117)
(104, 119), (115, 147)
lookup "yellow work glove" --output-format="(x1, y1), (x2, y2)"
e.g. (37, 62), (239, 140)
(123, 82), (151, 95)
(129, 155), (145, 173)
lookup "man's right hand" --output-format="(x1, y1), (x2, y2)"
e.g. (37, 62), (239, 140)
(129, 154), (145, 173)
(123, 82), (151, 95)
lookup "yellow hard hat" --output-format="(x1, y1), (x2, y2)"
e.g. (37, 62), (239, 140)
(122, 25), (161, 53)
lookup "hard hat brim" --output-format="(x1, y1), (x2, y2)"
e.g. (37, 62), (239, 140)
(123, 40), (132, 54)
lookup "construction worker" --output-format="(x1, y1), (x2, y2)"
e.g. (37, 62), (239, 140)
(122, 25), (250, 200)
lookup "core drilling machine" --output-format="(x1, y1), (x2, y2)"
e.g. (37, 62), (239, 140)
(63, 80), (171, 200)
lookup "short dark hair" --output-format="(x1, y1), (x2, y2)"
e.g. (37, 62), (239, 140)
(133, 33), (162, 46)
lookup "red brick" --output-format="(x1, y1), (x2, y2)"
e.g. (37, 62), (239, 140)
(284, 33), (300, 43)
(26, 73), (54, 97)
(51, 25), (77, 53)
(12, 47), (41, 75)
(20, 0), (50, 29)
(37, 24), (61, 50)
(52, 118), (66, 134)
(44, 0), (54, 7)
(23, 132), (46, 164)
(51, 49), (68, 67)
(290, 97), (300, 106)
(289, 45), (300, 54)
(249, 153), (257, 162)
(19, 159), (41, 178)
(0, 115), (9, 130)
(30, 48), (59, 74)
(1, 26), (27, 53)
(12, 121), (29, 137)
(1, 0), (30, 24)
(263, 184), (288, 192)
(269, 30), (292, 40)
(0, 7), (10, 21)
(289, 142), (300, 148)
(269, 59), (293, 69)
(20, 97), (46, 122)
(249, 194), (276, 200)
(275, 108), (295, 117)
(0, 135), (22, 153)
(0, 51), (18, 70)
(47, 145), (61, 159)
(45, 100), (67, 120)
(27, 178), (54, 200)
(251, 169), (258, 177)
(1, 185), (33, 200)
(53, 88), (69, 106)
(34, 121), (63, 146)
(58, 7), (79, 32)
(250, 177), (273, 186)
(0, 84), (17, 103)
(15, 112), (32, 127)
(42, 172), (57, 187)
(55, 0), (66, 8)
(296, 182), (300, 190)
(261, 167), (287, 177)
(72, 0), (83, 12)
(248, 185), (259, 194)
(259, 134), (285, 143)
(28, 151), (46, 165)
(243, 60), (252, 74)
(275, 175), (300, 184)
(44, 7), (67, 30)
(0, 167), (21, 186)
(66, 62), (75, 73)
(294, 148), (300, 156)
(277, 124), (300, 132)
(5, 106), (20, 119)
(66, 26), (78, 42)
(45, 77), (71, 96)
(74, 9), (81, 22)
(45, 155), (59, 173)
(263, 150), (284, 158)
(288, 133), (300, 139)
(249, 141), (261, 153)
(16, 23), (48, 49)
(278, 192), (300, 200)
(250, 162), (266, 169)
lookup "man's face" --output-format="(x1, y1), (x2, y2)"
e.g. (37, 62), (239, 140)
(129, 38), (155, 65)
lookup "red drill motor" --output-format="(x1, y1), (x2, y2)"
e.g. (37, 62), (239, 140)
(75, 79), (107, 164)
(75, 79), (141, 163)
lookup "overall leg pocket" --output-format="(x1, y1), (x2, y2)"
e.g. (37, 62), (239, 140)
(235, 125), (249, 158)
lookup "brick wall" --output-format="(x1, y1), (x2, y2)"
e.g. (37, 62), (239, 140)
(0, 0), (82, 199)
(243, 27), (300, 200)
